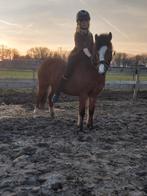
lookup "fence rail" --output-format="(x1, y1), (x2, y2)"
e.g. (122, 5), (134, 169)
(0, 59), (43, 70)
(0, 79), (147, 90)
(0, 59), (147, 95)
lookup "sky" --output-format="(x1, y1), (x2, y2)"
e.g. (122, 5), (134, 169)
(0, 0), (147, 55)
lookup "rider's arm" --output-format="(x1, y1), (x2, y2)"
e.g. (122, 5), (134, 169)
(74, 32), (91, 57)
(75, 32), (94, 58)
(83, 33), (94, 58)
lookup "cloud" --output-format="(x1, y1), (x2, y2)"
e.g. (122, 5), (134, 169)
(0, 19), (21, 27)
(0, 0), (146, 54)
(100, 16), (129, 39)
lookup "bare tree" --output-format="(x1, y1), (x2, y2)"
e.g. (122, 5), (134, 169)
(0, 45), (20, 60)
(113, 52), (132, 67)
(27, 47), (51, 59)
(11, 49), (20, 59)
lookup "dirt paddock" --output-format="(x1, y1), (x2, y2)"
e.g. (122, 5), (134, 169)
(0, 91), (147, 196)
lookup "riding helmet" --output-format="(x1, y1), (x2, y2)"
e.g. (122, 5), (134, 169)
(76, 10), (90, 22)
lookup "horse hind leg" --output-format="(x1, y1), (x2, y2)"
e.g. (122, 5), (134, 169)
(34, 84), (48, 114)
(48, 86), (55, 118)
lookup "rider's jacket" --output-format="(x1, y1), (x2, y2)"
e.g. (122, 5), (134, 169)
(70, 30), (94, 57)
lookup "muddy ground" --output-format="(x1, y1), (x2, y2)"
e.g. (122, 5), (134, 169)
(0, 91), (147, 196)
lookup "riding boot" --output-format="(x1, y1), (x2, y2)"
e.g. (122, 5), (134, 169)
(52, 56), (75, 103)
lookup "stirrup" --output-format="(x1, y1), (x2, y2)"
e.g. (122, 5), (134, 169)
(52, 94), (60, 103)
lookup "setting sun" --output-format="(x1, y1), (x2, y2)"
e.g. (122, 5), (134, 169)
(0, 0), (147, 55)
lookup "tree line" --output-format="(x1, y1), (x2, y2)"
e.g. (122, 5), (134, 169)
(0, 45), (69, 61)
(0, 45), (147, 67)
(113, 53), (147, 67)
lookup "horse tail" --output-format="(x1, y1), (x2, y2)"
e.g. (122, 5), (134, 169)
(35, 82), (48, 109)
(36, 57), (65, 108)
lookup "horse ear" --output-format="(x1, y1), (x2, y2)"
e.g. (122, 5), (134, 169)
(95, 34), (98, 41)
(108, 32), (112, 41)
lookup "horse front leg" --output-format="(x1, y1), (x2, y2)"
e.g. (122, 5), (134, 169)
(87, 96), (97, 129)
(77, 95), (87, 132)
(48, 86), (55, 118)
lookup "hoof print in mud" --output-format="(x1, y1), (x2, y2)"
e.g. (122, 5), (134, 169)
(51, 182), (63, 191)
(0, 95), (147, 195)
(79, 187), (95, 196)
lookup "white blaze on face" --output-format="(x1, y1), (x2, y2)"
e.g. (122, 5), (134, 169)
(98, 46), (108, 74)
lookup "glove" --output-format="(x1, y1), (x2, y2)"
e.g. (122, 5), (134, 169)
(83, 48), (91, 58)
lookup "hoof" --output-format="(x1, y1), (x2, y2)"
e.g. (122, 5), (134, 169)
(76, 125), (83, 133)
(87, 124), (94, 130)
(50, 113), (55, 119)
(79, 126), (84, 132)
(33, 107), (45, 116)
(33, 107), (39, 114)
(79, 128), (83, 132)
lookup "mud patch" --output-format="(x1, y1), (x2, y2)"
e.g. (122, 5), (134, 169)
(0, 97), (147, 195)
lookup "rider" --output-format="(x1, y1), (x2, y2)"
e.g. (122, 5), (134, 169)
(52, 10), (94, 103)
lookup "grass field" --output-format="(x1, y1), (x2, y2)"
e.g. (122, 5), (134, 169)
(106, 73), (147, 81)
(0, 70), (147, 81)
(0, 70), (36, 79)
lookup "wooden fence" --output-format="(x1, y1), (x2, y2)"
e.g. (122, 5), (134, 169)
(0, 59), (147, 98)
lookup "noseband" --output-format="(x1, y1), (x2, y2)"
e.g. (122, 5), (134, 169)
(99, 59), (109, 69)
(98, 60), (109, 75)
(96, 46), (112, 74)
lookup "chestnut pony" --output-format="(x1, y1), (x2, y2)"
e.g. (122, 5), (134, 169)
(35, 32), (113, 131)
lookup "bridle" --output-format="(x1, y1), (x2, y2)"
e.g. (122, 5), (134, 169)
(98, 60), (109, 73)
(95, 46), (113, 74)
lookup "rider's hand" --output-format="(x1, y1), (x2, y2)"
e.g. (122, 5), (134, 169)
(83, 48), (91, 58)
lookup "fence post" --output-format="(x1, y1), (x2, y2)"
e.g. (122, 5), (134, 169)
(133, 64), (140, 100)
(32, 69), (36, 98)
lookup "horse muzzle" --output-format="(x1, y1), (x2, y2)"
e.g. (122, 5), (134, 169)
(98, 61), (109, 75)
(99, 63), (105, 74)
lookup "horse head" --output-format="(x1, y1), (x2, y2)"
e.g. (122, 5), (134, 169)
(95, 32), (113, 74)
